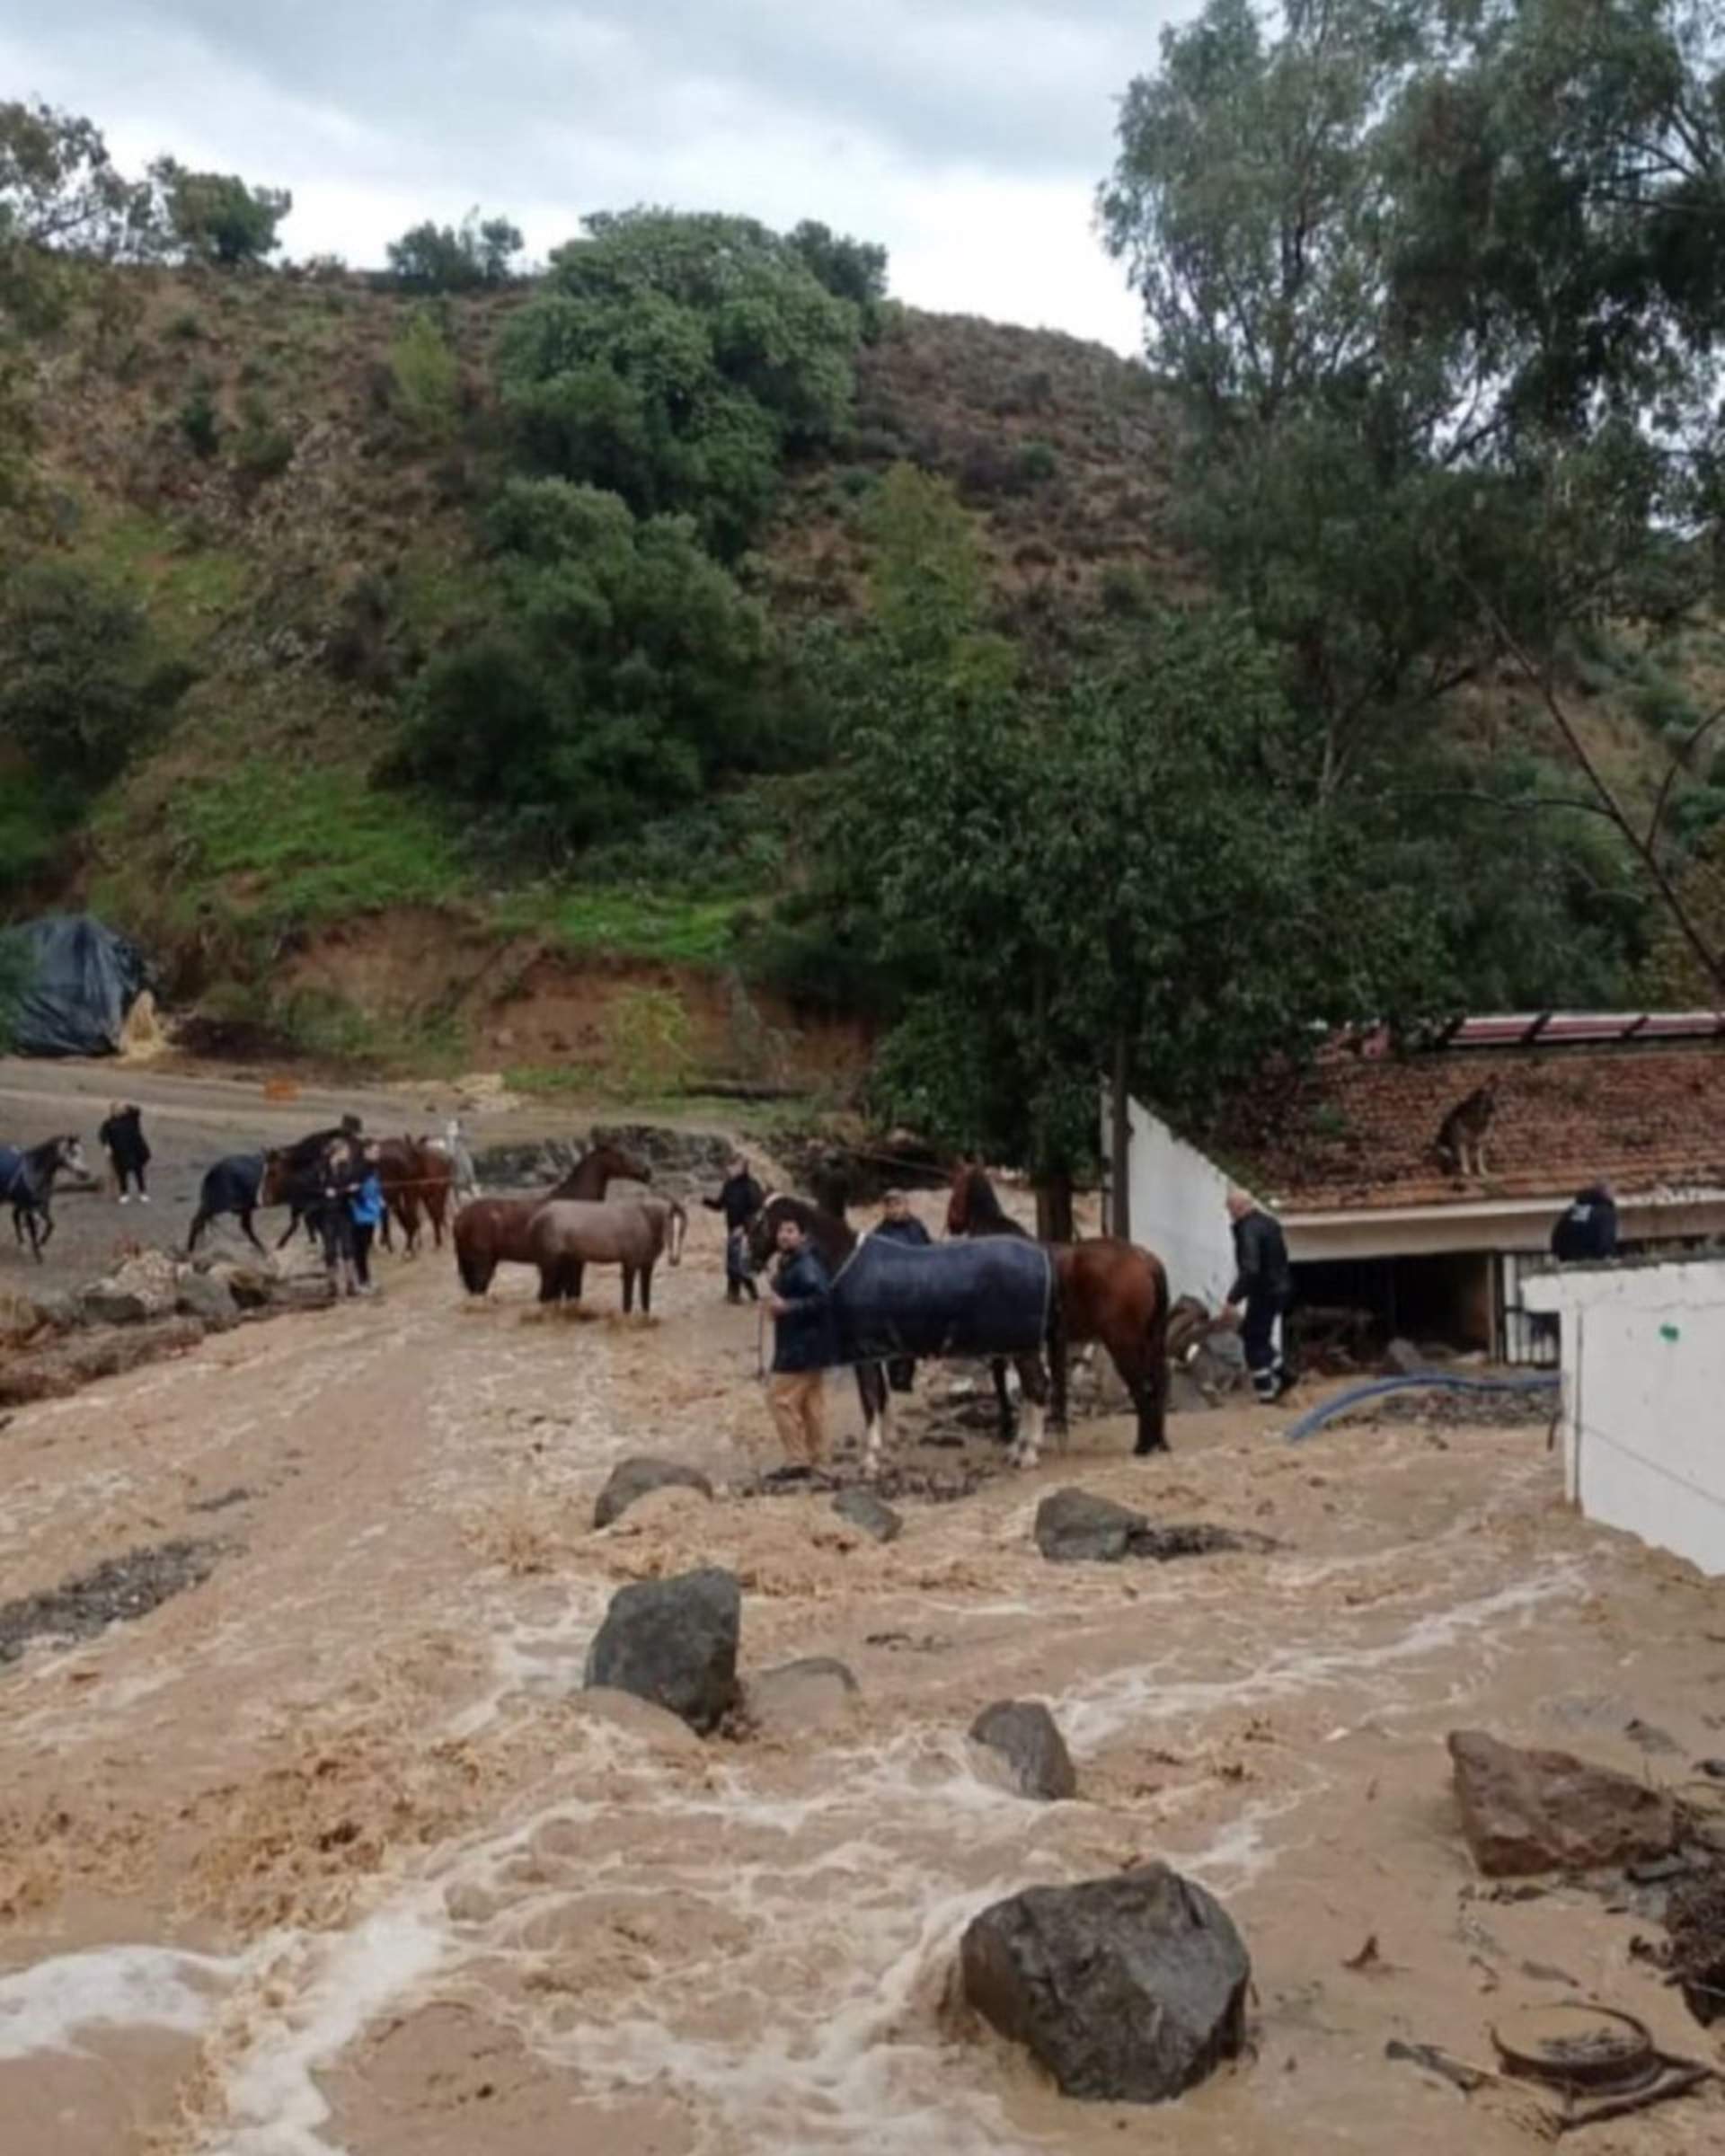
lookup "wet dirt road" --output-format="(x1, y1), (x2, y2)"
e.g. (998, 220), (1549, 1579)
(4, 1185), (1725, 2153)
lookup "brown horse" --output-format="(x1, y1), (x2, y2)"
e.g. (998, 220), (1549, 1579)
(374, 1136), (452, 1257)
(747, 1192), (1054, 1471)
(528, 1196), (686, 1312)
(453, 1140), (652, 1295)
(948, 1163), (1170, 1455)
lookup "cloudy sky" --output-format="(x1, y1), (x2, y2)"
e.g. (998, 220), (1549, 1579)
(0, 1), (1189, 350)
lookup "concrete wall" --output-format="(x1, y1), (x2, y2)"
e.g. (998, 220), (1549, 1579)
(1118, 1093), (1239, 1305)
(1523, 1258), (1725, 1577)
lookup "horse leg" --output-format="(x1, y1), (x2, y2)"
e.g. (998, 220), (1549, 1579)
(641, 1263), (653, 1316)
(857, 1363), (889, 1477)
(36, 1206), (52, 1256)
(188, 1207), (208, 1252)
(1009, 1356), (1048, 1469)
(990, 1356), (1015, 1445)
(571, 1260), (585, 1303)
(622, 1267), (635, 1314)
(238, 1209), (268, 1258)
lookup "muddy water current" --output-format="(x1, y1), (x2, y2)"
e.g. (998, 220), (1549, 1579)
(3, 1201), (1723, 2153)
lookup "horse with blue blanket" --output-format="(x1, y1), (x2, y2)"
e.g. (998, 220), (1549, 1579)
(0, 1134), (89, 1262)
(749, 1193), (1056, 1471)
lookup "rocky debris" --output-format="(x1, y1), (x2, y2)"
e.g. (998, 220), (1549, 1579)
(1034, 1489), (1276, 1566)
(969, 1701), (1077, 1800)
(24, 1288), (85, 1333)
(1340, 1386), (1555, 1431)
(593, 1455), (715, 1530)
(80, 1249), (180, 1328)
(174, 1269), (240, 1331)
(831, 1488), (902, 1542)
(1661, 1867), (1725, 2025)
(205, 1262), (273, 1312)
(1384, 1337), (1428, 1374)
(0, 1315), (208, 1407)
(960, 1866), (1251, 2102)
(1447, 1729), (1678, 1876)
(0, 1538), (224, 1665)
(584, 1567), (741, 1736)
(739, 1657), (861, 1737)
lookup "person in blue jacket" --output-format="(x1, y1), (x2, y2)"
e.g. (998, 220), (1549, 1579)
(346, 1142), (387, 1294)
(766, 1214), (836, 1465)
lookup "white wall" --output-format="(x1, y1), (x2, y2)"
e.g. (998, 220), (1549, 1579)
(1524, 1259), (1725, 1577)
(1118, 1093), (1239, 1304)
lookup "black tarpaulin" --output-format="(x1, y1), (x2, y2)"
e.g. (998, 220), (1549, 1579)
(4, 914), (151, 1056)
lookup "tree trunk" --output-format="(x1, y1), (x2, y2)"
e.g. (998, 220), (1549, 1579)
(1109, 1029), (1131, 1243)
(1036, 1173), (1075, 1244)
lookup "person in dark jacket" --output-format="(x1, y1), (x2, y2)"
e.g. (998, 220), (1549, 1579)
(1551, 1181), (1618, 1263)
(871, 1188), (932, 1392)
(1223, 1188), (1296, 1403)
(99, 1101), (152, 1203)
(765, 1215), (836, 1464)
(318, 1139), (364, 1295)
(704, 1154), (765, 1303)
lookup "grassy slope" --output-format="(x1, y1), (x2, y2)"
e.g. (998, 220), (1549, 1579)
(6, 262), (1702, 1069)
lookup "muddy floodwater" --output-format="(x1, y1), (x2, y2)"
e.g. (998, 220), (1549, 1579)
(4, 1184), (1724, 2152)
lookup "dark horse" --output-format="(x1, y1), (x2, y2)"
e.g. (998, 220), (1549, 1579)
(0, 1135), (89, 1262)
(947, 1163), (1170, 1455)
(188, 1152), (270, 1256)
(454, 1140), (653, 1295)
(748, 1192), (1054, 1471)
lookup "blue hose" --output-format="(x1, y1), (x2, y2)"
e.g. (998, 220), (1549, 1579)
(1284, 1370), (1560, 1445)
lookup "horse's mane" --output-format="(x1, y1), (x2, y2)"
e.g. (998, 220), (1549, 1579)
(952, 1165), (1025, 1236)
(758, 1189), (856, 1259)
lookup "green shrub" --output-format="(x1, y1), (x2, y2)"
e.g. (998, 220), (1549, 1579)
(1012, 438), (1058, 488)
(233, 391), (295, 483)
(165, 308), (204, 341)
(180, 375), (219, 456)
(599, 985), (696, 1097)
(388, 306), (459, 439)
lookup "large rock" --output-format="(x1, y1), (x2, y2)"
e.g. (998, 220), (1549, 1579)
(741, 1657), (860, 1737)
(960, 1867), (1251, 2102)
(593, 1455), (715, 1530)
(1034, 1489), (1275, 1565)
(174, 1269), (240, 1331)
(969, 1701), (1077, 1801)
(81, 1250), (181, 1328)
(583, 1567), (741, 1736)
(1035, 1489), (1147, 1563)
(832, 1488), (902, 1542)
(1447, 1728), (1678, 1876)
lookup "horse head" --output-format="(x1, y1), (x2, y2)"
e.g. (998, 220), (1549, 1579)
(946, 1159), (992, 1237)
(663, 1197), (687, 1266)
(586, 1141), (653, 1190)
(53, 1135), (88, 1181)
(258, 1148), (290, 1206)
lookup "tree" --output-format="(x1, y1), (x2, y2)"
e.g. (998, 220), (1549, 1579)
(151, 159), (291, 266)
(388, 306), (460, 438)
(400, 479), (776, 852)
(0, 101), (157, 261)
(794, 469), (1443, 1199)
(499, 208), (866, 557)
(0, 561), (193, 797)
(788, 219), (889, 327)
(386, 208), (524, 292)
(1098, 0), (1725, 803)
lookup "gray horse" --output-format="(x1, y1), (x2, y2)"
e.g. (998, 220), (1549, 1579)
(526, 1196), (687, 1313)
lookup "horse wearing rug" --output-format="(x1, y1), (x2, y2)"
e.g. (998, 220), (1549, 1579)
(527, 1196), (686, 1313)
(0, 1135), (88, 1262)
(453, 1141), (653, 1295)
(748, 1194), (1055, 1471)
(948, 1163), (1171, 1455)
(187, 1153), (269, 1255)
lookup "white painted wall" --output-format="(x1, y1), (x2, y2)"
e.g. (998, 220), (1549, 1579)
(1116, 1092), (1240, 1304)
(1523, 1259), (1725, 1576)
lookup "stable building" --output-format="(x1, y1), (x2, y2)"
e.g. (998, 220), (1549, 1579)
(1111, 1012), (1725, 1365)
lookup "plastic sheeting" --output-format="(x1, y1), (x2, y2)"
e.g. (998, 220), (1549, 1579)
(4, 915), (151, 1057)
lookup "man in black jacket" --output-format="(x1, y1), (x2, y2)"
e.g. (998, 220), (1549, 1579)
(765, 1215), (836, 1464)
(871, 1188), (931, 1392)
(1551, 1181), (1618, 1263)
(704, 1154), (765, 1303)
(1223, 1188), (1296, 1404)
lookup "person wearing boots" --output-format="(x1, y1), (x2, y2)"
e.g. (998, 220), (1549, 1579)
(1223, 1187), (1296, 1404)
(704, 1153), (765, 1303)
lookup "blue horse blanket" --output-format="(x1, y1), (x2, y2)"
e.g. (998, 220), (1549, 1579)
(0, 1146), (36, 1204)
(824, 1234), (1052, 1368)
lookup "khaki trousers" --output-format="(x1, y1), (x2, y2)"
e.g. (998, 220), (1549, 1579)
(768, 1370), (828, 1465)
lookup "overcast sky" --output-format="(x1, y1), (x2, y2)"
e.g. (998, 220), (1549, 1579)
(0, 1), (1188, 351)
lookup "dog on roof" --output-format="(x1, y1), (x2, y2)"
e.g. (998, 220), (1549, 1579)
(1434, 1077), (1499, 1179)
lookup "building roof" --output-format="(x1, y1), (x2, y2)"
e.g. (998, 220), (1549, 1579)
(1218, 1031), (1725, 1214)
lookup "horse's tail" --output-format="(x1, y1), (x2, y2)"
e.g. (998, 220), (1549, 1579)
(1141, 1251), (1171, 1449)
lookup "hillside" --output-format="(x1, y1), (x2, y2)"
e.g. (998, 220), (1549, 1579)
(0, 261), (1701, 1088)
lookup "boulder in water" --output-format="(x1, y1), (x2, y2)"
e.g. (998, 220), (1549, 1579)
(960, 1866), (1251, 2101)
(969, 1700), (1077, 1801)
(593, 1455), (714, 1530)
(741, 1656), (861, 1737)
(1447, 1728), (1678, 1876)
(1034, 1489), (1146, 1563)
(832, 1488), (902, 1542)
(174, 1268), (239, 1331)
(584, 1567), (741, 1736)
